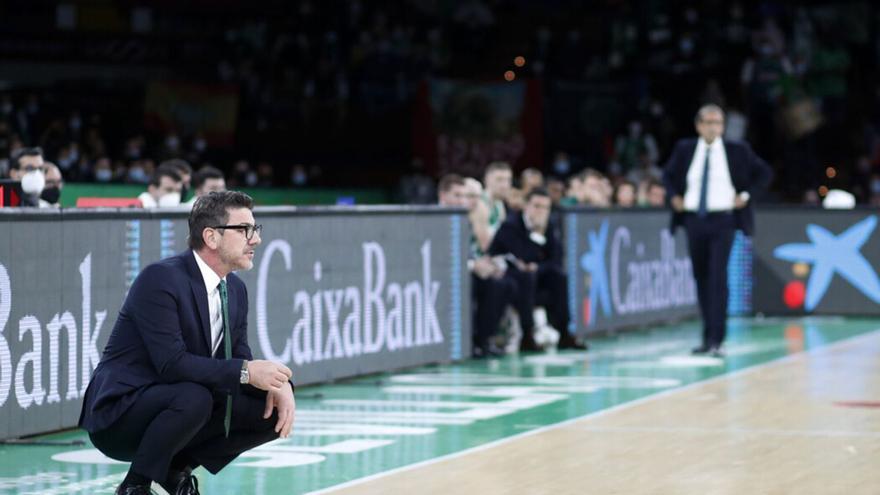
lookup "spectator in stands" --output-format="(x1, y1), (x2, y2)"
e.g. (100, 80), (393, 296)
(520, 168), (544, 195)
(551, 151), (572, 178)
(231, 160), (257, 188)
(93, 157), (113, 183)
(138, 165), (184, 208)
(614, 180), (637, 207)
(564, 169), (612, 208)
(489, 188), (587, 352)
(611, 120), (659, 178)
(449, 175), (515, 358)
(397, 158), (436, 204)
(646, 179), (666, 207)
(437, 173), (467, 207)
(39, 162), (64, 207)
(184, 166), (227, 208)
(8, 146), (46, 207)
(545, 177), (565, 207)
(506, 187), (525, 212)
(161, 159), (193, 201)
(482, 161), (512, 234)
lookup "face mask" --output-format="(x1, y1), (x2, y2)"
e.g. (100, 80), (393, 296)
(128, 167), (147, 182)
(291, 171), (307, 186)
(69, 116), (82, 131)
(554, 159), (570, 175)
(245, 171), (258, 187)
(41, 186), (60, 204)
(165, 136), (180, 149)
(21, 170), (46, 194)
(95, 169), (113, 182)
(871, 179), (880, 195)
(157, 192), (181, 207)
(193, 139), (207, 152)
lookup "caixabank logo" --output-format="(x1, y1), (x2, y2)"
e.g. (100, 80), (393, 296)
(773, 215), (880, 311)
(578, 219), (696, 328)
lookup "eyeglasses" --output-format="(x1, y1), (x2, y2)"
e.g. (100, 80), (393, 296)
(211, 224), (263, 240)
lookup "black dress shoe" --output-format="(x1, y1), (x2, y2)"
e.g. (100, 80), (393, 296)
(115, 484), (155, 495)
(558, 334), (588, 350)
(473, 340), (505, 359)
(691, 345), (711, 355)
(519, 335), (545, 352)
(161, 470), (200, 495)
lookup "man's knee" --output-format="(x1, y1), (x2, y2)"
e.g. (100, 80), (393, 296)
(170, 382), (213, 425)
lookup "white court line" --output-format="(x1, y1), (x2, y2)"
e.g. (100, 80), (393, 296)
(306, 327), (880, 495)
(578, 426), (880, 438)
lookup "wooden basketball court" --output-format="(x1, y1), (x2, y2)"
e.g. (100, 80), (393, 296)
(315, 325), (880, 495)
(1, 317), (878, 494)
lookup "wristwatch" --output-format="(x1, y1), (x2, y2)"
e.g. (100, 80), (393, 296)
(240, 360), (250, 384)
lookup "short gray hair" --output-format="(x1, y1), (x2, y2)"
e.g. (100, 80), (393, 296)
(694, 104), (725, 124)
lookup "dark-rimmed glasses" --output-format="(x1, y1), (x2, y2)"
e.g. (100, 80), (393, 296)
(211, 224), (263, 240)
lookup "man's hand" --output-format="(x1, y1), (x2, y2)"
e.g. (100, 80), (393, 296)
(734, 195), (748, 209)
(247, 360), (293, 391)
(671, 195), (684, 212)
(472, 256), (497, 280)
(263, 382), (295, 438)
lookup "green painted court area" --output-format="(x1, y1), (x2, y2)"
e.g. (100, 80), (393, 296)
(2, 317), (878, 495)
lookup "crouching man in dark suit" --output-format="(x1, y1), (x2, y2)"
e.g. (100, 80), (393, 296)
(489, 187), (587, 352)
(79, 191), (296, 495)
(663, 104), (772, 357)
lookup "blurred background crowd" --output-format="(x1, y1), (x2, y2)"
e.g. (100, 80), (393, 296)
(1, 0), (879, 207)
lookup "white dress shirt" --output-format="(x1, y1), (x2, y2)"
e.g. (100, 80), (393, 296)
(683, 139), (738, 212)
(193, 251), (227, 356)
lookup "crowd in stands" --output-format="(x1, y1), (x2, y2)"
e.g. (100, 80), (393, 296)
(433, 158), (669, 358)
(1, 2), (879, 206)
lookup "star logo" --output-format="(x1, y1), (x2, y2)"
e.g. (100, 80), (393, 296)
(579, 220), (612, 325)
(773, 215), (880, 311)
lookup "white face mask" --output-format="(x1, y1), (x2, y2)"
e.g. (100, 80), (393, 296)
(21, 170), (46, 194)
(157, 192), (181, 207)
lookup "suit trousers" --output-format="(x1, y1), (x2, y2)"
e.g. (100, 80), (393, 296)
(472, 273), (517, 347)
(506, 265), (570, 336)
(89, 381), (279, 482)
(684, 212), (736, 347)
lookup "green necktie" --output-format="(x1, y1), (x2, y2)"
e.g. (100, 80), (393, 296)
(218, 280), (232, 437)
(697, 148), (710, 218)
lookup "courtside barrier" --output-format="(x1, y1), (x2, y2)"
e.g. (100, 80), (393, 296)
(0, 206), (470, 438)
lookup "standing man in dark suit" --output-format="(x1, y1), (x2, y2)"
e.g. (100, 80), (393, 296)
(79, 191), (296, 495)
(489, 187), (587, 352)
(663, 104), (773, 357)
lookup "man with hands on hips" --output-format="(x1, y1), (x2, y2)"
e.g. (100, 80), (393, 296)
(663, 104), (772, 358)
(79, 191), (295, 495)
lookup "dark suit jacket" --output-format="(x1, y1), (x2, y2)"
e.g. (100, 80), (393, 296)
(662, 138), (772, 235)
(79, 250), (252, 433)
(488, 212), (563, 275)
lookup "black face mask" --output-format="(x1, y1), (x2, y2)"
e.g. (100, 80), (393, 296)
(179, 185), (190, 201)
(41, 186), (61, 205)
